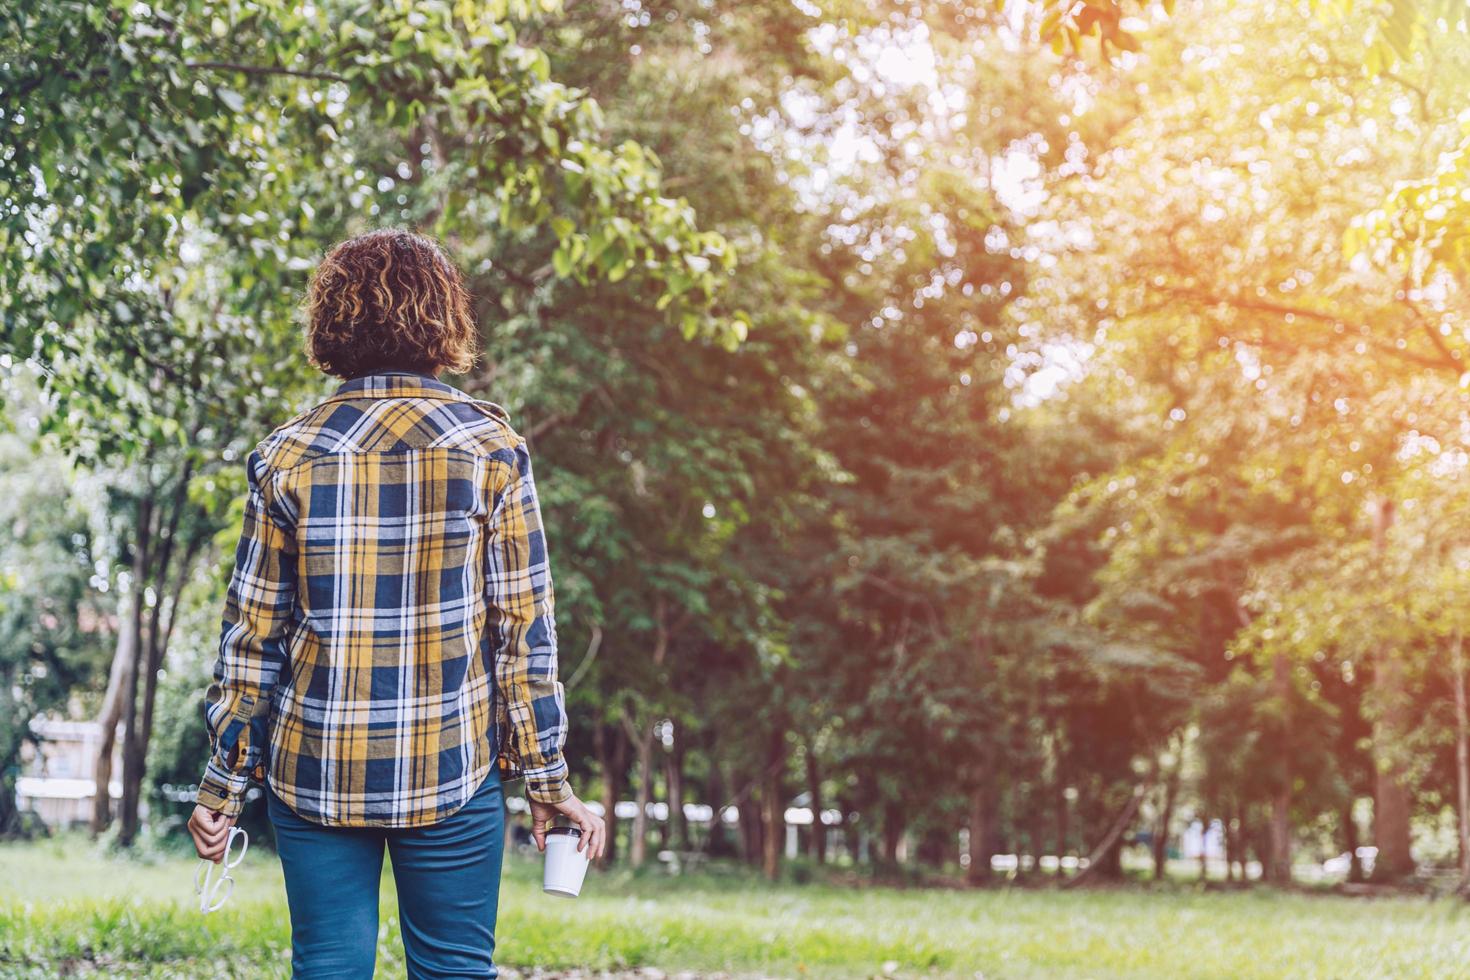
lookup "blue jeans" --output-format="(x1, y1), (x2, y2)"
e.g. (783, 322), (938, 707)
(265, 765), (507, 979)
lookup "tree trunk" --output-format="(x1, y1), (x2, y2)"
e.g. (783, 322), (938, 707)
(761, 776), (782, 881)
(967, 778), (994, 886)
(739, 793), (762, 864)
(1063, 785), (1144, 889)
(118, 464), (195, 847)
(1055, 764), (1070, 879)
(1267, 791), (1292, 885)
(1098, 840), (1127, 880)
(114, 495), (153, 845)
(1370, 652), (1417, 881)
(622, 598), (683, 869)
(122, 583), (174, 845)
(1342, 801), (1364, 884)
(705, 754), (735, 858)
(1265, 647), (1293, 885)
(1370, 497), (1415, 881)
(881, 800), (906, 867)
(1454, 631), (1470, 891)
(116, 620), (149, 844)
(1236, 809), (1253, 882)
(666, 735), (686, 853)
(1198, 814), (1210, 881)
(911, 827), (940, 866)
(1025, 821), (1041, 879)
(1372, 650), (1415, 881)
(129, 527), (201, 828)
(624, 713), (655, 870)
(91, 601), (138, 835)
(595, 723), (627, 864)
(805, 739), (826, 863)
(760, 728), (787, 880)
(1223, 809), (1236, 883)
(1253, 822), (1274, 882)
(1153, 766), (1180, 881)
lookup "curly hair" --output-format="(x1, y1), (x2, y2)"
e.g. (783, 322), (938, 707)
(304, 229), (479, 378)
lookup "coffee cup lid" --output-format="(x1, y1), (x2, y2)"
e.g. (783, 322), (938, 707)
(546, 826), (583, 837)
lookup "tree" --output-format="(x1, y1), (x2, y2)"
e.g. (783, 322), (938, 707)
(1022, 0), (1470, 882)
(0, 369), (112, 835)
(1, 0), (738, 844)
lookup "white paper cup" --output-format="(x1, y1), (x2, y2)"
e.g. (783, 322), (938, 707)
(543, 827), (590, 898)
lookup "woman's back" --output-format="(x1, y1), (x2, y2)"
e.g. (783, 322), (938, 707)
(246, 369), (553, 827)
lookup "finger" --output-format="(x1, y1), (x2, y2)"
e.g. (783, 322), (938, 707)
(193, 812), (226, 838)
(198, 822), (229, 846)
(198, 829), (226, 854)
(579, 816), (599, 859)
(196, 823), (230, 847)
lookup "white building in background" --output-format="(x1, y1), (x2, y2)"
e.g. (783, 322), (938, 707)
(14, 717), (123, 828)
(1181, 817), (1227, 860)
(16, 716), (856, 864)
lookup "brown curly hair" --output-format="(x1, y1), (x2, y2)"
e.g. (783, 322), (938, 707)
(304, 229), (479, 378)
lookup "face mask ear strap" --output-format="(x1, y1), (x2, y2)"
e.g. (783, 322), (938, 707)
(194, 829), (247, 913)
(193, 859), (209, 895)
(226, 827), (250, 868)
(207, 874), (235, 913)
(196, 862), (219, 913)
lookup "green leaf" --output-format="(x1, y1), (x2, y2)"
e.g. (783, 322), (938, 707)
(217, 89), (246, 114)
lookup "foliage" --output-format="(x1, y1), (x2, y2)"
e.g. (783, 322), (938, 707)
(11, 839), (1470, 978)
(0, 372), (112, 835)
(10, 0), (1470, 896)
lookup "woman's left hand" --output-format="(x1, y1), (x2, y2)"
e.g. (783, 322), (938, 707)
(528, 792), (607, 861)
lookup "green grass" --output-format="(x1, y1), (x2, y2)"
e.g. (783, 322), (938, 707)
(5, 835), (1470, 978)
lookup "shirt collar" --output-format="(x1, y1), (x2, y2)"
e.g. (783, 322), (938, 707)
(324, 369), (475, 404)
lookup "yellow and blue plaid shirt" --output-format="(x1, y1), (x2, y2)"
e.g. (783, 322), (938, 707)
(194, 369), (572, 826)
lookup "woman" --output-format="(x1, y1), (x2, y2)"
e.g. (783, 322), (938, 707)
(187, 229), (605, 978)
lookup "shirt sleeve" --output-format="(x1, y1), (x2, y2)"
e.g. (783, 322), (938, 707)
(486, 439), (572, 806)
(195, 447), (299, 817)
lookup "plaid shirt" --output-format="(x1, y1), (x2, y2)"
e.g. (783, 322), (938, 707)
(194, 369), (571, 826)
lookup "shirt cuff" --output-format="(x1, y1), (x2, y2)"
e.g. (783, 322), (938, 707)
(522, 758), (572, 805)
(195, 757), (250, 818)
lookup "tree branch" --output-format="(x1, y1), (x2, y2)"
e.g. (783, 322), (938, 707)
(185, 61), (347, 83)
(1152, 284), (1462, 374)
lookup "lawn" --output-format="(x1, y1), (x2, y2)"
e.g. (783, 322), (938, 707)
(4, 835), (1470, 979)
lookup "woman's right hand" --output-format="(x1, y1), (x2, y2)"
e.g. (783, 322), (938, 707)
(528, 792), (607, 861)
(189, 804), (238, 863)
